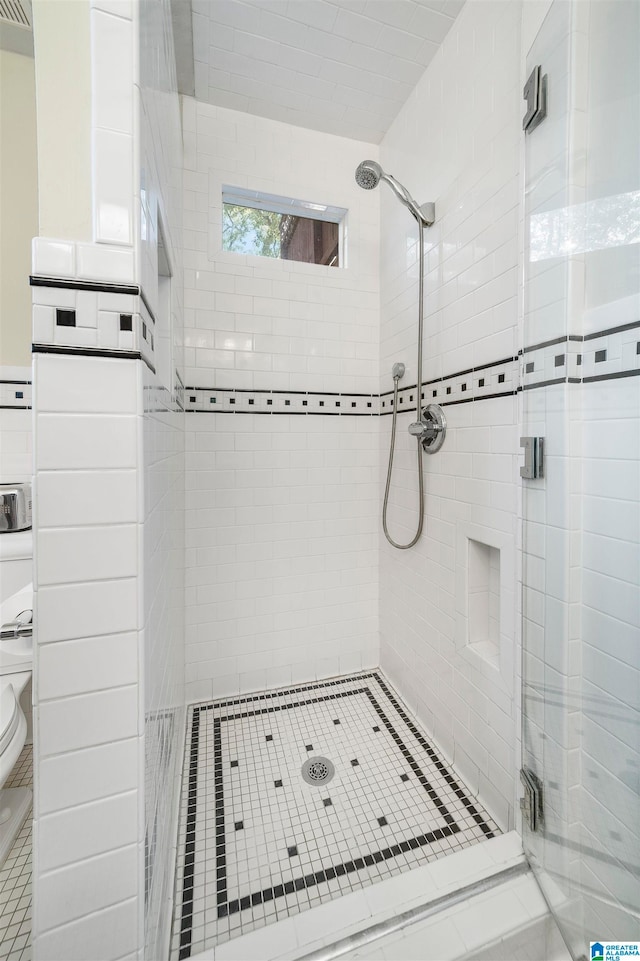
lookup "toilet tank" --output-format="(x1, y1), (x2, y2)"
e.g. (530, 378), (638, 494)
(0, 530), (33, 605)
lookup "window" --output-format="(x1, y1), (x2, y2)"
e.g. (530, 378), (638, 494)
(222, 187), (346, 267)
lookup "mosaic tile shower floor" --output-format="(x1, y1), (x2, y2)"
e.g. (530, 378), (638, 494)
(171, 672), (500, 959)
(0, 745), (32, 961)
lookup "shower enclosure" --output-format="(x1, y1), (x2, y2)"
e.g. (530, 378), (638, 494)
(520, 1), (640, 957)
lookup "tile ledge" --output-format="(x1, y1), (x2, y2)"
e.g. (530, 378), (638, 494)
(190, 832), (525, 961)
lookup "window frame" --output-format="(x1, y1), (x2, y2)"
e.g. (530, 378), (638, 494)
(221, 185), (347, 268)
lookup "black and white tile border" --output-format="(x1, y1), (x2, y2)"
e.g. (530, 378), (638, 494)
(26, 275), (640, 412)
(380, 355), (518, 414)
(184, 356), (519, 417)
(0, 379), (32, 411)
(30, 275), (156, 373)
(521, 319), (640, 390)
(175, 671), (497, 960)
(185, 387), (380, 416)
(186, 321), (640, 417)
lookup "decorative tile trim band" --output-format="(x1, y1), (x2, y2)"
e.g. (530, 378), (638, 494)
(185, 356), (519, 416)
(30, 275), (140, 297)
(32, 343), (156, 376)
(0, 379), (32, 410)
(379, 356), (518, 414)
(26, 277), (639, 412)
(30, 274), (158, 326)
(31, 274), (156, 371)
(185, 386), (380, 416)
(521, 319), (640, 390)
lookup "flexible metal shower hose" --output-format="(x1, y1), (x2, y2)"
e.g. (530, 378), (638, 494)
(382, 217), (425, 550)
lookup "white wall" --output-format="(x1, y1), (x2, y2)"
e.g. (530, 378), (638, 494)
(30, 0), (184, 958)
(0, 49), (37, 368)
(31, 0), (92, 243)
(0, 50), (36, 497)
(32, 352), (143, 959)
(377, 0), (523, 832)
(182, 99), (380, 700)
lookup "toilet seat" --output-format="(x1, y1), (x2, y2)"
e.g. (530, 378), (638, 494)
(0, 672), (30, 786)
(0, 685), (20, 757)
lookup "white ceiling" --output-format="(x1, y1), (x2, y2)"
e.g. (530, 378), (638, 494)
(190, 0), (465, 143)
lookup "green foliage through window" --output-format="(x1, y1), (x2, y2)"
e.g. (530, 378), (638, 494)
(222, 204), (282, 259)
(222, 194), (342, 267)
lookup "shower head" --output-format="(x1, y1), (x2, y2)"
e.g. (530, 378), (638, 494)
(355, 160), (383, 190)
(354, 159), (435, 226)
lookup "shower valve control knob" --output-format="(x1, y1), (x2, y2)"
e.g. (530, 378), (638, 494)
(408, 421), (432, 437)
(408, 405), (446, 454)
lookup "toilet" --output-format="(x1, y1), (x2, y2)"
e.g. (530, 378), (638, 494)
(0, 529), (33, 867)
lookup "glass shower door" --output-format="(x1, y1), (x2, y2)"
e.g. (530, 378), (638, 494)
(521, 2), (640, 958)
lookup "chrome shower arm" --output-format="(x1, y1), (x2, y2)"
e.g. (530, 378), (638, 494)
(382, 173), (425, 224)
(355, 159), (435, 226)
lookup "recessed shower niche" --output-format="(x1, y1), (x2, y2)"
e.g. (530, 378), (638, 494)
(456, 524), (516, 684)
(468, 540), (500, 661)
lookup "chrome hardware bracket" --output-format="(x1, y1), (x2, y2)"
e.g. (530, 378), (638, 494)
(520, 767), (544, 832)
(418, 201), (435, 226)
(523, 65), (547, 133)
(520, 436), (544, 479)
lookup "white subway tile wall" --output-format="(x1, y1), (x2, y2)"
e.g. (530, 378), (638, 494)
(377, 0), (523, 832)
(91, 0), (134, 246)
(184, 413), (379, 701)
(181, 99), (382, 700)
(32, 352), (143, 959)
(0, 366), (32, 485)
(181, 97), (380, 395)
(34, 354), (142, 957)
(30, 2), (186, 960)
(579, 379), (640, 941)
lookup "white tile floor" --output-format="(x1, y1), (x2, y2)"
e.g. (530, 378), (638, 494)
(0, 745), (32, 961)
(172, 671), (499, 960)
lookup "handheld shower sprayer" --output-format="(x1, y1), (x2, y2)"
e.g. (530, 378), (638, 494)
(354, 161), (435, 226)
(356, 160), (443, 549)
